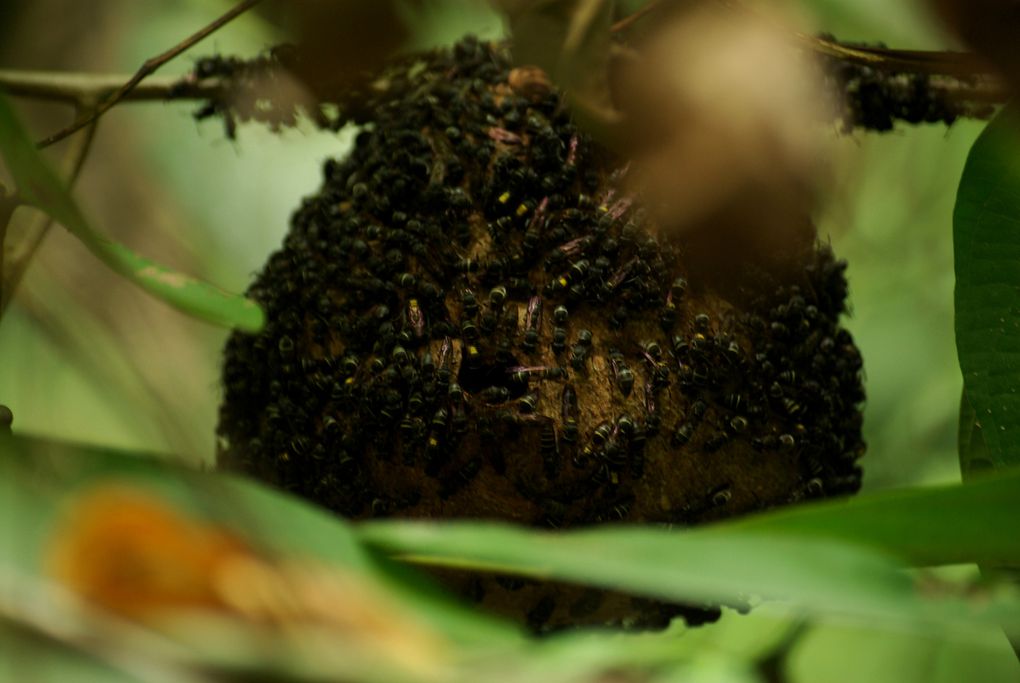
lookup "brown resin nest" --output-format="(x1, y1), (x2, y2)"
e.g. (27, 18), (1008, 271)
(218, 37), (865, 632)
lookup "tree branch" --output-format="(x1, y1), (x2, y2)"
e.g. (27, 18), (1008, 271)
(34, 0), (262, 149)
(0, 71), (226, 104)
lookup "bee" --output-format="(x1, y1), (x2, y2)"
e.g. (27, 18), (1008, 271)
(561, 385), (578, 443)
(488, 126), (522, 144)
(671, 276), (688, 299)
(570, 341), (591, 370)
(672, 422), (695, 447)
(509, 366), (566, 383)
(391, 345), (409, 365)
(601, 257), (638, 298)
(461, 318), (479, 341)
(639, 340), (662, 360)
(518, 392), (539, 413)
(592, 420), (613, 447)
(783, 397), (804, 416)
(436, 337), (453, 390)
(729, 416), (749, 433)
(546, 235), (594, 268)
(489, 285), (508, 307)
(710, 486), (732, 507)
(455, 257), (479, 274)
(461, 288), (479, 318)
(642, 384), (661, 436)
(522, 196), (549, 252)
(481, 386), (511, 404)
(573, 443), (594, 468)
(523, 296), (542, 352)
(616, 414), (636, 436)
(540, 420), (559, 476)
(552, 326), (567, 353)
(479, 310), (498, 334)
(704, 431), (729, 452)
(403, 301), (424, 340)
(565, 134), (579, 167)
(608, 349), (634, 396)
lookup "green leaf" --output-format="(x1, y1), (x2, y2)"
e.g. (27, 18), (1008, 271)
(722, 466), (1020, 567)
(360, 469), (1020, 631)
(0, 434), (521, 650)
(960, 390), (995, 480)
(953, 107), (1020, 469)
(0, 95), (264, 331)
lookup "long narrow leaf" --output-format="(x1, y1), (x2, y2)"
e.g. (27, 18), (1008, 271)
(0, 95), (263, 331)
(359, 518), (1020, 633)
(360, 468), (1020, 631)
(721, 467), (1020, 567)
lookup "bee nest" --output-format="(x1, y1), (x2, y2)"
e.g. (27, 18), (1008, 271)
(218, 37), (865, 631)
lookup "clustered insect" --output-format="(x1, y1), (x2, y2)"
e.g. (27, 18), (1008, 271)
(218, 36), (866, 632)
(815, 34), (996, 133)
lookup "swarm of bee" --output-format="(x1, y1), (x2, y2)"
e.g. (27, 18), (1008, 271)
(218, 37), (865, 631)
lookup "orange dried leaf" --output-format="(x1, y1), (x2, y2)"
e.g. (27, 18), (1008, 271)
(46, 486), (251, 619)
(46, 485), (448, 675)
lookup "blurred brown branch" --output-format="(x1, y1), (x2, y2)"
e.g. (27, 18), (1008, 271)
(0, 71), (227, 104)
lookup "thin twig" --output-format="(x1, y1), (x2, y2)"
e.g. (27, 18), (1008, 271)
(0, 109), (98, 316)
(610, 0), (664, 33)
(801, 33), (987, 76)
(0, 71), (226, 104)
(36, 0), (262, 148)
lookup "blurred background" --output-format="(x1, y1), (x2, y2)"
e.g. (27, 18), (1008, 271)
(0, 1), (1014, 678)
(0, 0), (974, 485)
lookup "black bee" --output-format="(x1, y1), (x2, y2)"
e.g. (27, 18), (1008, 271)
(461, 288), (479, 317)
(523, 295), (543, 352)
(436, 337), (453, 390)
(489, 285), (508, 307)
(561, 385), (579, 443)
(608, 349), (634, 396)
(540, 420), (559, 476)
(552, 326), (567, 353)
(672, 422), (695, 447)
(481, 386), (511, 404)
(570, 341), (591, 370)
(642, 384), (661, 436)
(518, 392), (539, 413)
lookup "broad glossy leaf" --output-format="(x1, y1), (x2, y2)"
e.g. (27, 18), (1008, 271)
(953, 107), (1020, 468)
(959, 389), (995, 480)
(0, 95), (264, 331)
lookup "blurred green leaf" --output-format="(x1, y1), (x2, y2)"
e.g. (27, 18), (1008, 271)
(724, 467), (1020, 567)
(361, 469), (1020, 630)
(0, 95), (264, 332)
(0, 434), (520, 650)
(953, 106), (1020, 469)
